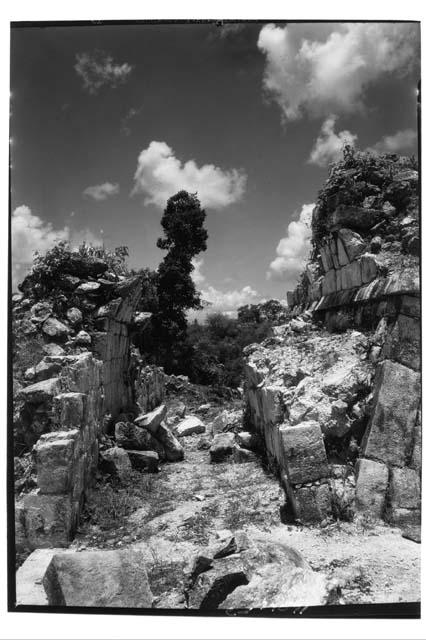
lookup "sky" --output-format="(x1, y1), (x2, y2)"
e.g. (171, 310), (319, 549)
(10, 21), (420, 314)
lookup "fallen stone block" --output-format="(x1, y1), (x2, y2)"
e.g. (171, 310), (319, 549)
(355, 458), (389, 519)
(100, 446), (132, 480)
(156, 422), (184, 462)
(115, 421), (164, 458)
(24, 359), (62, 384)
(134, 404), (167, 435)
(176, 416), (206, 437)
(18, 377), (61, 404)
(127, 450), (159, 473)
(43, 550), (153, 607)
(187, 555), (249, 609)
(23, 491), (76, 549)
(236, 431), (255, 450)
(210, 432), (236, 463)
(280, 421), (329, 485)
(16, 548), (69, 605)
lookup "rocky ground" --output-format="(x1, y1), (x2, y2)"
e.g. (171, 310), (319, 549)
(69, 385), (420, 609)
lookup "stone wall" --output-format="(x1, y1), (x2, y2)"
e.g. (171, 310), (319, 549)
(245, 153), (420, 533)
(13, 265), (165, 552)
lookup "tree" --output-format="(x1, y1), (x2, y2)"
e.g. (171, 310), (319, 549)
(151, 191), (208, 372)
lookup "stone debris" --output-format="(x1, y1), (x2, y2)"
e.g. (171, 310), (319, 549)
(127, 450), (159, 473)
(209, 432), (236, 463)
(176, 416), (206, 437)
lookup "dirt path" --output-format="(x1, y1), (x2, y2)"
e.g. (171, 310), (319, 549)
(74, 396), (421, 607)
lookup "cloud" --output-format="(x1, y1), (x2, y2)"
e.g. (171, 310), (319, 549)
(201, 284), (259, 313)
(370, 128), (417, 154)
(83, 182), (120, 201)
(75, 50), (133, 95)
(11, 205), (102, 290)
(257, 22), (419, 124)
(190, 256), (259, 315)
(131, 141), (247, 210)
(191, 257), (206, 285)
(267, 203), (314, 280)
(120, 107), (142, 136)
(308, 116), (357, 167)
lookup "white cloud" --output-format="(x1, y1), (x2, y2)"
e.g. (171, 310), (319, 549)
(371, 128), (417, 154)
(190, 256), (259, 315)
(12, 205), (70, 290)
(201, 284), (259, 313)
(83, 182), (120, 201)
(267, 203), (314, 280)
(75, 50), (133, 95)
(11, 205), (102, 291)
(120, 107), (142, 136)
(191, 257), (206, 285)
(131, 141), (247, 210)
(308, 116), (357, 167)
(257, 22), (418, 124)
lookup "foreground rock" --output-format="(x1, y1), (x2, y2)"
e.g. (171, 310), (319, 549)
(127, 450), (159, 473)
(100, 447), (132, 480)
(42, 550), (153, 607)
(209, 432), (236, 463)
(176, 416), (206, 437)
(185, 530), (328, 609)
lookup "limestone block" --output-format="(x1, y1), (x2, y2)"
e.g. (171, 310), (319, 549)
(360, 254), (378, 284)
(100, 446), (132, 480)
(24, 360), (62, 384)
(134, 404), (167, 435)
(44, 550), (153, 607)
(335, 269), (342, 292)
(336, 237), (349, 266)
(320, 246), (333, 272)
(156, 422), (184, 462)
(127, 450), (159, 473)
(34, 430), (80, 494)
(400, 295), (420, 319)
(42, 318), (70, 340)
(381, 314), (420, 371)
(362, 360), (420, 466)
(280, 421), (329, 485)
(292, 483), (331, 523)
(337, 228), (366, 262)
(210, 432), (236, 463)
(389, 467), (421, 512)
(329, 238), (340, 270)
(18, 377), (61, 404)
(341, 260), (362, 290)
(52, 392), (86, 430)
(355, 458), (389, 518)
(176, 416), (205, 437)
(16, 548), (66, 605)
(23, 491), (76, 548)
(322, 269), (337, 295)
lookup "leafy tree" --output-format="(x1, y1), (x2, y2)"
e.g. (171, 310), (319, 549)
(151, 190), (208, 372)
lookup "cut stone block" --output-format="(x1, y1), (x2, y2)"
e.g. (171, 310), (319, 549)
(34, 430), (80, 494)
(337, 228), (366, 261)
(292, 483), (331, 524)
(156, 422), (184, 462)
(341, 260), (362, 290)
(134, 404), (167, 435)
(52, 392), (86, 429)
(362, 360), (420, 467)
(355, 458), (389, 519)
(322, 269), (336, 295)
(100, 446), (132, 480)
(381, 314), (420, 371)
(360, 254), (378, 284)
(176, 416), (206, 437)
(388, 467), (421, 511)
(210, 432), (236, 463)
(18, 378), (61, 404)
(44, 550), (153, 607)
(280, 421), (329, 485)
(23, 491), (76, 548)
(127, 450), (159, 473)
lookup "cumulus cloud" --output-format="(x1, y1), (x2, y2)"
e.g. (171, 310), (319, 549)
(267, 203), (314, 280)
(190, 257), (259, 315)
(131, 141), (247, 210)
(308, 116), (358, 167)
(75, 50), (133, 95)
(83, 182), (120, 201)
(371, 128), (417, 154)
(11, 205), (102, 290)
(257, 22), (418, 124)
(200, 284), (259, 313)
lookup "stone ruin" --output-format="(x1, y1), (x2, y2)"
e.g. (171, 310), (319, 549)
(244, 153), (420, 540)
(12, 258), (165, 555)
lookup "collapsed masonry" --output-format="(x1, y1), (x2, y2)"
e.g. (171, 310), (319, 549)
(13, 259), (165, 553)
(244, 153), (420, 539)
